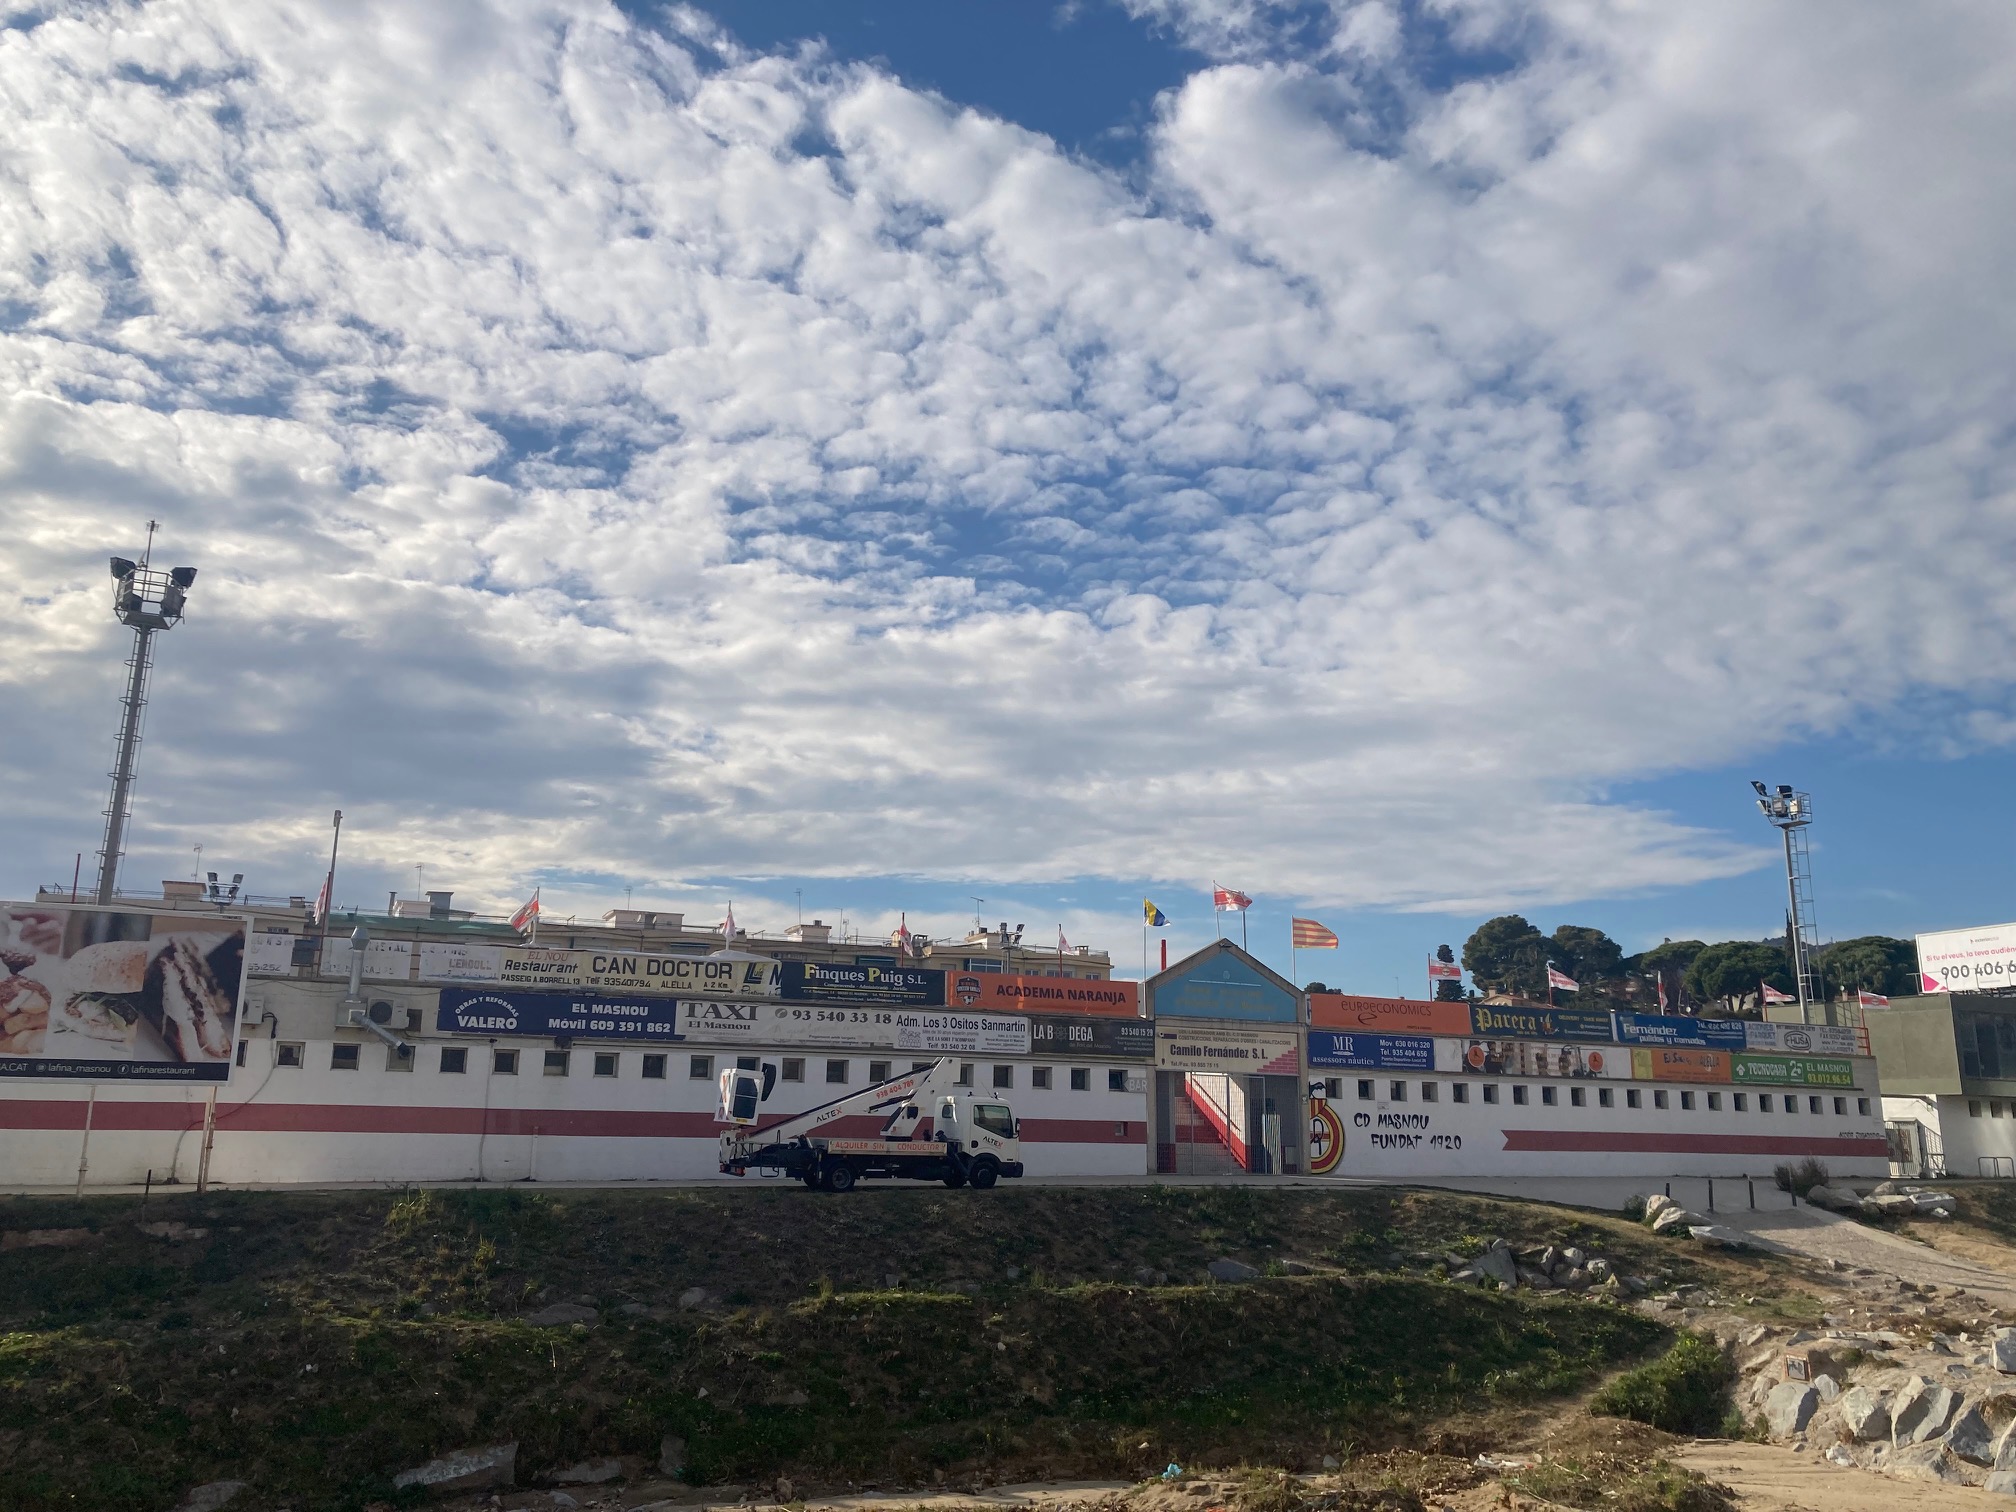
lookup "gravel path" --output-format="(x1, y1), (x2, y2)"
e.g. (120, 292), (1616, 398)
(1716, 1203), (2016, 1308)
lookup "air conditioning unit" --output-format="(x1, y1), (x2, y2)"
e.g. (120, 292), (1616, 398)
(345, 1000), (418, 1032)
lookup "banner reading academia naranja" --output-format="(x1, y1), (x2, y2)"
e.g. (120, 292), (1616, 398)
(946, 970), (1139, 1017)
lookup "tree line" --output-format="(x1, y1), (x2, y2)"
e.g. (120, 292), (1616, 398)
(1448, 915), (1918, 1014)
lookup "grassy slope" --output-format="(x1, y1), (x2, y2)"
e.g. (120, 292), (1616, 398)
(0, 1186), (1699, 1512)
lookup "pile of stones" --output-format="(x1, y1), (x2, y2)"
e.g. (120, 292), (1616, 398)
(1442, 1237), (1650, 1295)
(1803, 1180), (1959, 1220)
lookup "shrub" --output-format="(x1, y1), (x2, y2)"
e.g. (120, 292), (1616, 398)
(1589, 1332), (1735, 1437)
(1622, 1195), (1648, 1221)
(1772, 1158), (1830, 1198)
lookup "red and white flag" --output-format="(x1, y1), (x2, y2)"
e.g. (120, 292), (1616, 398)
(1427, 958), (1462, 981)
(720, 902), (737, 941)
(1213, 883), (1253, 912)
(1058, 927), (1072, 956)
(1859, 989), (1891, 1009)
(313, 875), (332, 925)
(508, 889), (540, 933)
(1292, 918), (1338, 949)
(1655, 974), (1669, 1011)
(1546, 964), (1579, 993)
(1761, 982), (1796, 1004)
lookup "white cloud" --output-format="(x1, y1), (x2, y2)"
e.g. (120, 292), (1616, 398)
(1, 0), (2011, 923)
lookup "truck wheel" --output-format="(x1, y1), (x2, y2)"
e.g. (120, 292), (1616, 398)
(801, 1172), (821, 1189)
(941, 1168), (967, 1188)
(826, 1163), (858, 1193)
(967, 1160), (999, 1191)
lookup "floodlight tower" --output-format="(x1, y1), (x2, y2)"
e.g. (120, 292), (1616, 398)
(1751, 781), (1819, 1024)
(95, 523), (197, 905)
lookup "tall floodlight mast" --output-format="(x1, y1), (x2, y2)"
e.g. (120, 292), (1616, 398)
(95, 523), (197, 905)
(1751, 780), (1819, 1025)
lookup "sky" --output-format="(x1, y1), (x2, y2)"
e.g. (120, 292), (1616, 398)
(2, 0), (2013, 994)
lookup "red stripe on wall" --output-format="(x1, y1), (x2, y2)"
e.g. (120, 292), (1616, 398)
(1502, 1129), (1890, 1157)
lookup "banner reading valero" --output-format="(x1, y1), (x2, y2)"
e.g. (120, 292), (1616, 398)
(438, 988), (685, 1042)
(419, 944), (781, 998)
(1155, 1024), (1300, 1074)
(1468, 1004), (1616, 1042)
(1732, 1053), (1858, 1088)
(0, 902), (246, 1082)
(780, 960), (943, 1006)
(1308, 1031), (1434, 1071)
(1027, 1014), (1155, 1058)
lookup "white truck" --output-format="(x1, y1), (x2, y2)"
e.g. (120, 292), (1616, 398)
(716, 1056), (1025, 1192)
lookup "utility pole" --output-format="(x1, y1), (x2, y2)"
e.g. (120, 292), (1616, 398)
(1752, 782), (1820, 1024)
(96, 525), (197, 905)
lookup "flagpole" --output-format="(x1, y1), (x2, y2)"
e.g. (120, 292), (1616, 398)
(530, 886), (540, 946)
(317, 808), (342, 967)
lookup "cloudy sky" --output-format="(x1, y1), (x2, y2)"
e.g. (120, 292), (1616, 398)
(3, 0), (2011, 991)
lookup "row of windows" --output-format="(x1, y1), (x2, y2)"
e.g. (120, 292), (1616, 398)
(275, 1041), (1129, 1090)
(1965, 1099), (2016, 1118)
(1333, 1076), (1869, 1118)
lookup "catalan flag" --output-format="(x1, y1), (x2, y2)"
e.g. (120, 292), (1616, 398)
(1144, 899), (1168, 927)
(1291, 917), (1337, 949)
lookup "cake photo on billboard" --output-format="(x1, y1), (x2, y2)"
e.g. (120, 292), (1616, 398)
(141, 933), (241, 1063)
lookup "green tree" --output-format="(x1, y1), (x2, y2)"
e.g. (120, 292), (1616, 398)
(1684, 941), (1792, 1010)
(1817, 936), (1917, 998)
(1550, 925), (1623, 988)
(1463, 915), (1549, 998)
(1433, 942), (1466, 1001)
(1640, 938), (1706, 1011)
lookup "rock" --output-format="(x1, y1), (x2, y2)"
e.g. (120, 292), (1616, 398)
(393, 1443), (518, 1493)
(1004, 1265), (1019, 1280)
(1586, 1257), (1613, 1282)
(1765, 1382), (1818, 1439)
(523, 1303), (597, 1328)
(1643, 1193), (1679, 1223)
(1207, 1258), (1259, 1283)
(1912, 1190), (1958, 1212)
(1689, 1224), (1753, 1249)
(1995, 1419), (2016, 1472)
(1561, 1246), (1586, 1268)
(618, 1302), (650, 1317)
(1891, 1441), (1970, 1485)
(1135, 1267), (1158, 1284)
(1948, 1405), (1998, 1465)
(1892, 1377), (1959, 1446)
(1537, 1245), (1562, 1274)
(1559, 1267), (1591, 1292)
(1993, 1328), (2016, 1373)
(550, 1496), (579, 1510)
(1741, 1325), (1773, 1348)
(1814, 1374), (1841, 1403)
(1450, 1266), (1484, 1285)
(1624, 1276), (1649, 1294)
(765, 1387), (811, 1407)
(1320, 1455), (1340, 1469)
(658, 1433), (686, 1477)
(1474, 1245), (1518, 1288)
(1864, 1194), (1918, 1218)
(1804, 1184), (1862, 1213)
(1841, 1386), (1889, 1441)
(676, 1286), (719, 1311)
(135, 1221), (208, 1242)
(550, 1459), (625, 1485)
(1825, 1443), (1855, 1467)
(1988, 1470), (2016, 1495)
(174, 1483), (246, 1512)
(1279, 1260), (1312, 1276)
(1515, 1266), (1555, 1290)
(1651, 1207), (1697, 1235)
(0, 1228), (92, 1251)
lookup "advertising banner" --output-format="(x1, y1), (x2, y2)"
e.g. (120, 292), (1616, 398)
(1614, 1013), (1748, 1050)
(1440, 1037), (1621, 1078)
(892, 1010), (1030, 1056)
(417, 943), (505, 982)
(1742, 1022), (1867, 1057)
(246, 932), (299, 976)
(1629, 1046), (1734, 1084)
(1154, 1025), (1300, 1075)
(1307, 1031), (1434, 1071)
(1027, 1014), (1154, 1058)
(1732, 1054), (1857, 1088)
(0, 903), (246, 1082)
(1308, 994), (1472, 1035)
(438, 988), (685, 1042)
(319, 937), (414, 981)
(781, 961), (943, 1006)
(1916, 921), (2016, 996)
(946, 970), (1139, 1017)
(1468, 1004), (1615, 1041)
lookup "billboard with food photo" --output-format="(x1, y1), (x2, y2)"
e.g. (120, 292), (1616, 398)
(0, 904), (246, 1081)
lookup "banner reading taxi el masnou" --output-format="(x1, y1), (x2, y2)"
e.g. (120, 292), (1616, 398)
(945, 970), (1139, 1016)
(1307, 993), (1472, 1035)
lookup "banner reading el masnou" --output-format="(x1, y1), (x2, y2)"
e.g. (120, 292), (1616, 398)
(0, 903), (246, 1082)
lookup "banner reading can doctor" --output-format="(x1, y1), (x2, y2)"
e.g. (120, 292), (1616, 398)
(0, 903), (246, 1082)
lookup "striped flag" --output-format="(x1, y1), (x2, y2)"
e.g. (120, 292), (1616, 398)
(1144, 899), (1168, 927)
(1761, 982), (1795, 1004)
(1212, 883), (1252, 911)
(1427, 958), (1462, 981)
(508, 889), (540, 933)
(1291, 917), (1338, 949)
(1546, 964), (1579, 993)
(1859, 989), (1890, 1009)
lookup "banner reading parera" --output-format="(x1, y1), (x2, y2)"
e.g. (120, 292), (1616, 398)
(0, 903), (246, 1082)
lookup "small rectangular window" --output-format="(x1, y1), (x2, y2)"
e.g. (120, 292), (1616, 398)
(1389, 1080), (1407, 1102)
(992, 1064), (1014, 1089)
(594, 1052), (619, 1078)
(641, 1053), (666, 1080)
(494, 1048), (519, 1075)
(1069, 1067), (1089, 1091)
(1032, 1066), (1052, 1089)
(1809, 1095), (1823, 1115)
(1971, 1099), (1984, 1117)
(1995, 1100), (2007, 1118)
(1420, 1081), (1438, 1103)
(1833, 1096), (1847, 1116)
(737, 1055), (760, 1071)
(1857, 1097), (1870, 1116)
(780, 1057), (804, 1082)
(826, 1059), (850, 1084)
(1540, 1085), (1557, 1106)
(1108, 1069), (1127, 1091)
(1626, 1088), (1642, 1109)
(1451, 1082), (1468, 1104)
(1570, 1086), (1586, 1107)
(544, 1050), (570, 1077)
(1512, 1084), (1528, 1105)
(1598, 1087), (1614, 1108)
(1733, 1092), (1747, 1111)
(957, 1062), (975, 1086)
(1680, 1090), (1695, 1110)
(911, 1062), (932, 1074)
(440, 1046), (468, 1074)
(1760, 1093), (1774, 1112)
(331, 1043), (360, 1070)
(1653, 1090), (1668, 1110)
(1708, 1091), (1722, 1111)
(690, 1054), (714, 1080)
(870, 1060), (893, 1083)
(1324, 1077), (1343, 1099)
(276, 1041), (304, 1068)
(1357, 1079), (1374, 1100)
(1482, 1084), (1499, 1104)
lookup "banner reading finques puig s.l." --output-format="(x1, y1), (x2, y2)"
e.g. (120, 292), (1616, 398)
(0, 903), (246, 1082)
